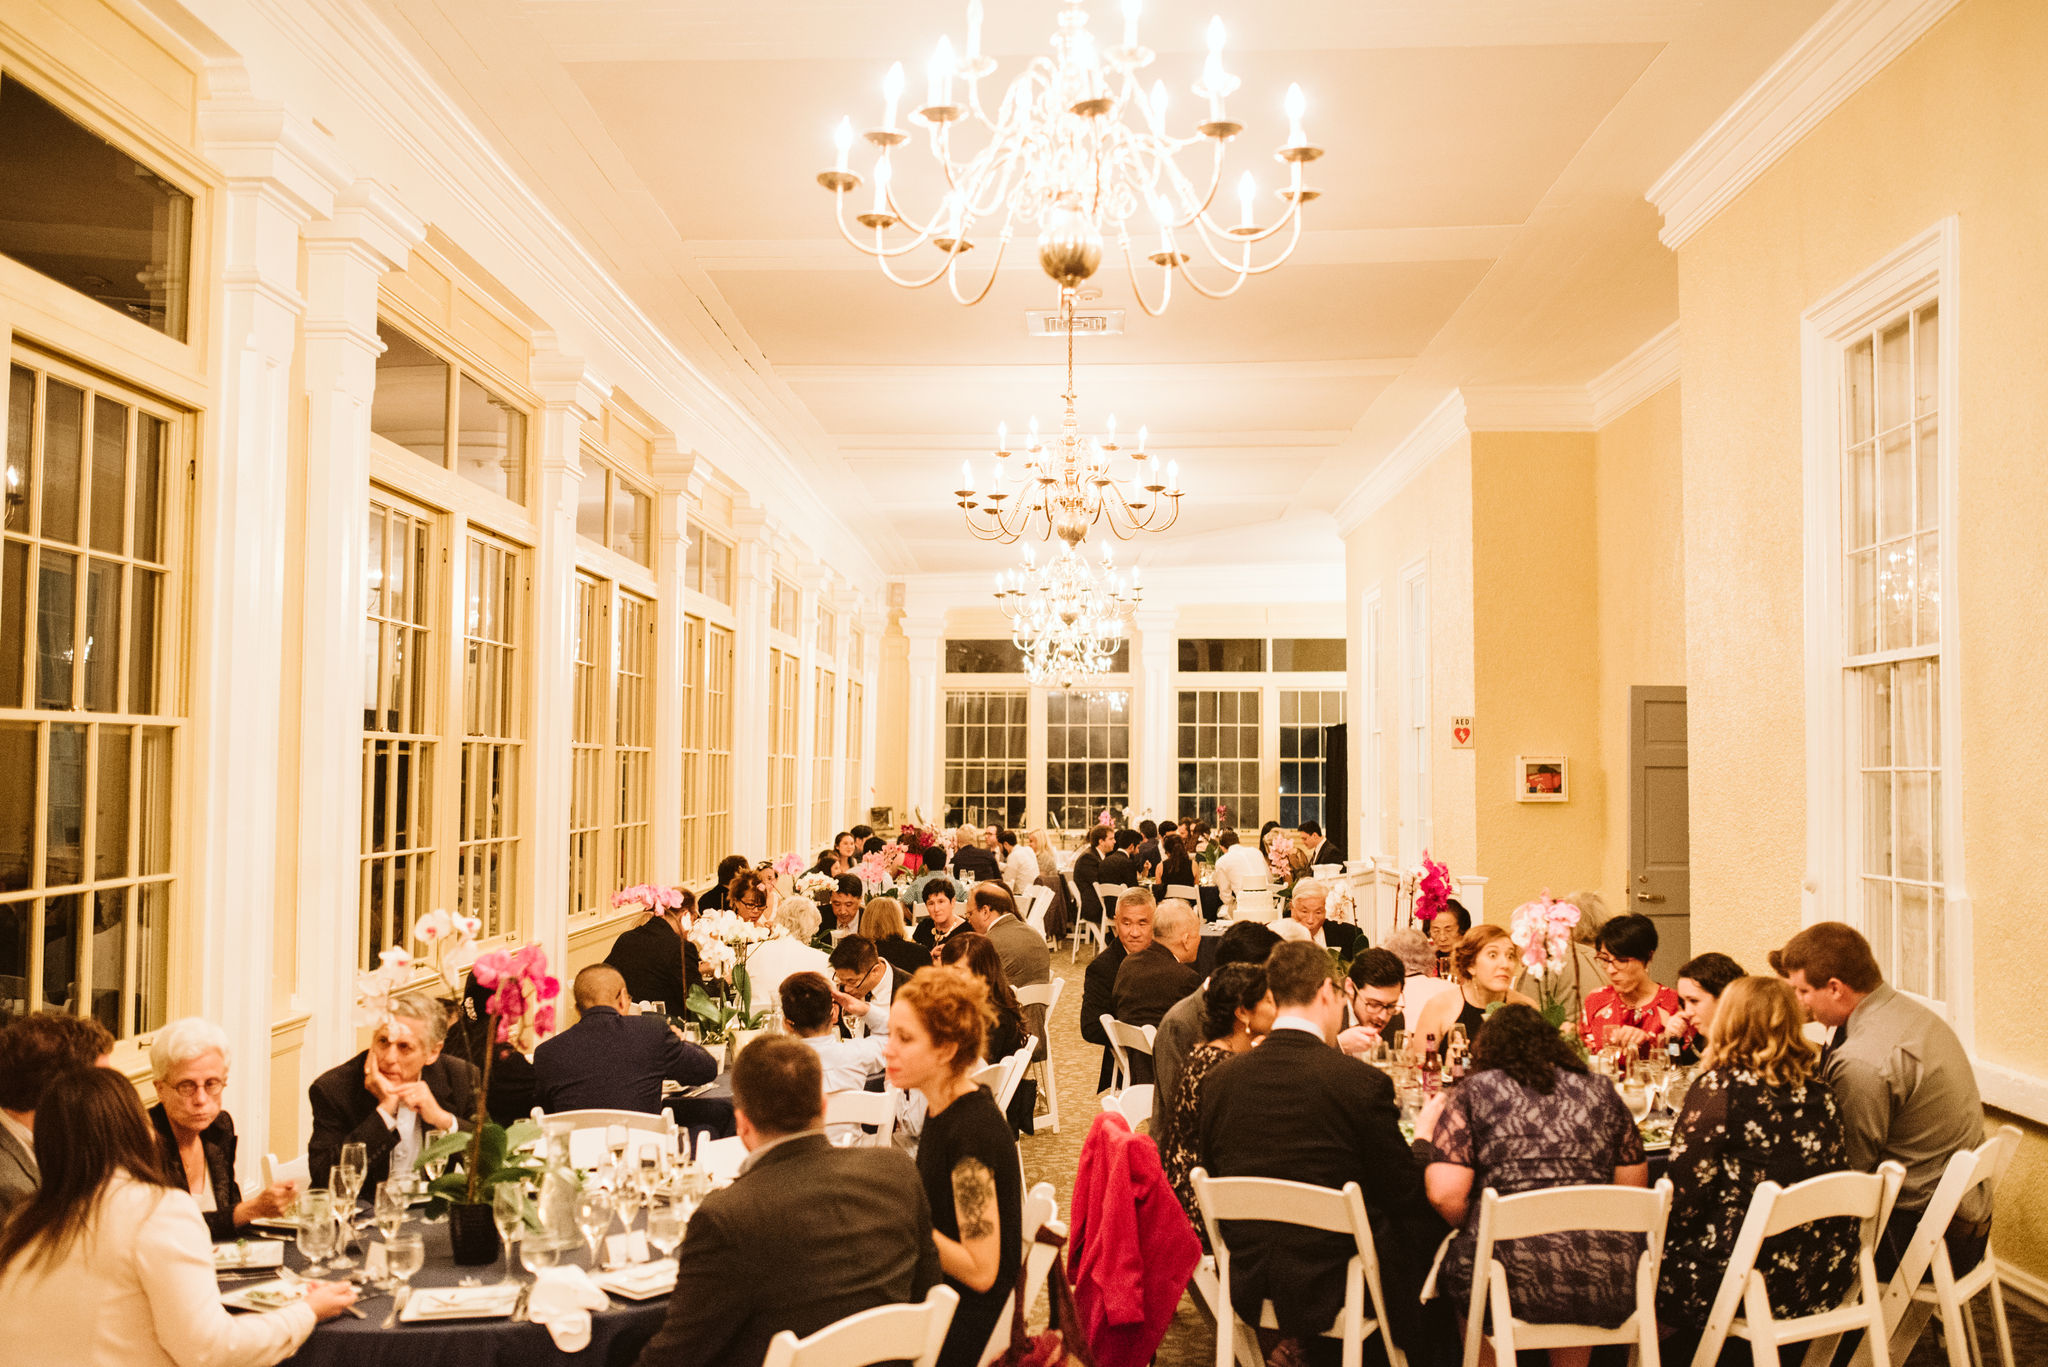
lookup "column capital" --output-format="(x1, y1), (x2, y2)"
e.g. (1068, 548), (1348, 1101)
(1134, 606), (1178, 641)
(199, 95), (352, 224)
(859, 607), (890, 639)
(650, 435), (701, 491)
(531, 349), (613, 420)
(305, 180), (422, 273)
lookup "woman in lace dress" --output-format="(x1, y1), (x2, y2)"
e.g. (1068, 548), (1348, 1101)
(1158, 963), (1273, 1247)
(1657, 975), (1858, 1346)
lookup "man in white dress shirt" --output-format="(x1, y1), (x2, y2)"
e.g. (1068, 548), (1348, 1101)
(1211, 829), (1270, 911)
(780, 972), (885, 1095)
(998, 828), (1039, 898)
(827, 936), (893, 1039)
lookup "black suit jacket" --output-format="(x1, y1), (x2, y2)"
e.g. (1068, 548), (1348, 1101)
(308, 1049), (478, 1190)
(1111, 945), (1200, 1085)
(150, 1104), (243, 1241)
(1196, 1028), (1441, 1350)
(1099, 850), (1139, 890)
(1079, 939), (1128, 1091)
(1073, 847), (1109, 924)
(1303, 838), (1346, 869)
(1304, 921), (1367, 959)
(532, 1007), (717, 1116)
(605, 915), (700, 1019)
(951, 845), (1003, 886)
(632, 1133), (940, 1367)
(877, 934), (932, 983)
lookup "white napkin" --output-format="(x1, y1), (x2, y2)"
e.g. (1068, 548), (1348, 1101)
(527, 1265), (610, 1351)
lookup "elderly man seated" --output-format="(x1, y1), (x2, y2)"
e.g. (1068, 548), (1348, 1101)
(147, 1017), (299, 1240)
(745, 896), (832, 1017)
(533, 965), (717, 1115)
(1111, 898), (1203, 1085)
(1285, 879), (1365, 957)
(308, 991), (476, 1189)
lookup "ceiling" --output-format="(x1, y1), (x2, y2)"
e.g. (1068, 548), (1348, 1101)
(369, 0), (1833, 578)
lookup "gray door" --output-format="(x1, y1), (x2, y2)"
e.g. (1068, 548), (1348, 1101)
(1629, 686), (1690, 972)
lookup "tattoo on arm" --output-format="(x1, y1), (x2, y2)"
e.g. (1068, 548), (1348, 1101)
(952, 1158), (997, 1241)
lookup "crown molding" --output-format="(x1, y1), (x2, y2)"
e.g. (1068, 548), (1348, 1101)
(1648, 0), (1962, 249)
(1461, 386), (1596, 432)
(1589, 324), (1681, 426)
(1333, 392), (1470, 536)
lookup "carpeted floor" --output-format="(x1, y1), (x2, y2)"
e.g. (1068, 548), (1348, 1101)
(1015, 943), (2048, 1367)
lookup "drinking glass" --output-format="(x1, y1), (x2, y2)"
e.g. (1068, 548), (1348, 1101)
(492, 1184), (526, 1283)
(296, 1190), (337, 1273)
(606, 1124), (629, 1176)
(385, 1232), (425, 1293)
(575, 1188), (615, 1268)
(645, 1201), (684, 1262)
(637, 1146), (664, 1196)
(1621, 1078), (1651, 1123)
(335, 1142), (368, 1207)
(519, 1231), (561, 1275)
(374, 1181), (409, 1241)
(614, 1178), (644, 1238)
(1664, 1071), (1692, 1115)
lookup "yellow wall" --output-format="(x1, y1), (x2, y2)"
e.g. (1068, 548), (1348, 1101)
(875, 612), (910, 821)
(1676, 0), (2048, 1286)
(1592, 386), (1688, 904)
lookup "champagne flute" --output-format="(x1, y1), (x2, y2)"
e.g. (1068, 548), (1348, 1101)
(645, 1200), (683, 1263)
(335, 1142), (368, 1207)
(605, 1124), (629, 1179)
(614, 1175), (644, 1240)
(492, 1184), (526, 1284)
(386, 1231), (424, 1298)
(374, 1181), (409, 1242)
(296, 1190), (337, 1273)
(575, 1187), (614, 1268)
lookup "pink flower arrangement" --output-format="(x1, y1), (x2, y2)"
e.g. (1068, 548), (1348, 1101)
(613, 883), (684, 914)
(771, 851), (806, 879)
(1267, 832), (1297, 887)
(856, 850), (893, 892)
(1413, 853), (1453, 924)
(471, 943), (559, 1053)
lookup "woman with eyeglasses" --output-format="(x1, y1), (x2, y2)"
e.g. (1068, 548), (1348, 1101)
(146, 1018), (299, 1242)
(1581, 912), (1683, 1056)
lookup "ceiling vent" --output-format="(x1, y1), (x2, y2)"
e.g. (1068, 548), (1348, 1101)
(1026, 307), (1124, 337)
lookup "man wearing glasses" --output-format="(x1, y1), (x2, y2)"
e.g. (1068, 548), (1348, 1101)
(1338, 949), (1408, 1057)
(826, 936), (893, 1040)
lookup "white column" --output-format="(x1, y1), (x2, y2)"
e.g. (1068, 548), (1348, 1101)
(903, 616), (943, 824)
(529, 352), (611, 971)
(192, 98), (350, 1164)
(1134, 607), (1178, 825)
(729, 508), (774, 855)
(296, 180), (421, 1080)
(648, 438), (696, 883)
(857, 606), (887, 827)
(793, 561), (826, 850)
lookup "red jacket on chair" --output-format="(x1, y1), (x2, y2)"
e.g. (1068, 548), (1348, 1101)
(1069, 1110), (1203, 1367)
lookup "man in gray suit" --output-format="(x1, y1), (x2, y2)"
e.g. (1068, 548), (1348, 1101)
(0, 1011), (116, 1215)
(965, 881), (1054, 1055)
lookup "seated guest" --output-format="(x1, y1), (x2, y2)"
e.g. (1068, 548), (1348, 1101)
(1336, 948), (1406, 1057)
(1196, 940), (1440, 1359)
(862, 835), (886, 856)
(1159, 963), (1273, 1244)
(964, 880), (1051, 989)
(605, 884), (701, 1018)
(1151, 833), (1198, 900)
(1427, 898), (1472, 978)
(1136, 819), (1162, 874)
(907, 847), (951, 909)
(0, 1012), (114, 1217)
(449, 973), (538, 1127)
(1071, 823), (1116, 926)
(0, 1066), (356, 1364)
(727, 868), (774, 926)
(826, 875), (865, 942)
(1210, 829), (1269, 912)
(146, 1018), (298, 1241)
(1670, 950), (1746, 1063)
(937, 933), (1026, 1064)
(1080, 889), (1148, 1091)
(533, 966), (716, 1115)
(827, 935), (893, 1038)
(1411, 924), (1537, 1050)
(1029, 829), (1060, 883)
(697, 854), (749, 911)
(998, 829), (1037, 897)
(809, 848), (846, 879)
(632, 1037), (939, 1367)
(1286, 879), (1365, 957)
(834, 831), (860, 866)
(863, 896), (932, 981)
(1114, 899), (1203, 1074)
(1101, 827), (1143, 888)
(1151, 921), (1281, 1132)
(950, 824), (1003, 885)
(1776, 921), (1987, 1271)
(1297, 818), (1344, 870)
(780, 972), (885, 1095)
(912, 879), (970, 955)
(886, 967), (1024, 1367)
(1582, 912), (1682, 1053)
(1658, 976), (1858, 1356)
(308, 992), (476, 1189)
(746, 898), (833, 1017)
(1382, 928), (1456, 1033)
(1415, 1003), (1649, 1350)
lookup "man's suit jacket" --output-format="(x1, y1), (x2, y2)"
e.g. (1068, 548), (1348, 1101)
(1073, 847), (1109, 924)
(1099, 850), (1139, 891)
(985, 913), (1051, 988)
(532, 1007), (717, 1116)
(1112, 944), (1200, 1085)
(0, 1122), (35, 1218)
(1289, 920), (1366, 959)
(605, 915), (697, 1019)
(1078, 939), (1128, 1091)
(1302, 837), (1346, 869)
(1149, 982), (1207, 1132)
(307, 1049), (477, 1190)
(1196, 1028), (1440, 1351)
(631, 1133), (940, 1367)
(951, 845), (1003, 886)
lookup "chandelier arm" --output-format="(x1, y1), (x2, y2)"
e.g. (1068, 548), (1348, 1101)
(831, 193), (943, 260)
(1191, 190), (1305, 251)
(1189, 202), (1307, 277)
(943, 225), (1013, 306)
(1114, 231), (1176, 318)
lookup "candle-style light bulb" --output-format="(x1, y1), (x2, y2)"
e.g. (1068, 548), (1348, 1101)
(966, 0), (984, 62)
(1137, 424), (1149, 453)
(1285, 82), (1307, 147)
(997, 419), (1009, 452)
(872, 154), (893, 214)
(1105, 413), (1117, 445)
(1122, 0), (1141, 49)
(1167, 459), (1181, 491)
(883, 61), (905, 128)
(1203, 16), (1229, 118)
(1150, 79), (1169, 127)
(1237, 171), (1257, 228)
(928, 36), (955, 106)
(962, 459), (974, 491)
(1023, 543), (1036, 566)
(832, 116), (854, 172)
(1148, 454), (1160, 484)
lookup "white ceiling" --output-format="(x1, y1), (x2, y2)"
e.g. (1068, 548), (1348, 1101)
(370, 0), (1833, 578)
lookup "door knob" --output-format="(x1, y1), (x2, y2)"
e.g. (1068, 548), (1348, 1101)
(1635, 892), (1665, 904)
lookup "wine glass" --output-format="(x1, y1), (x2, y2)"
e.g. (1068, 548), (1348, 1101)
(575, 1187), (615, 1268)
(420, 1151), (450, 1222)
(519, 1230), (561, 1275)
(1664, 1070), (1692, 1115)
(296, 1190), (337, 1273)
(645, 1201), (683, 1263)
(613, 1175), (644, 1240)
(374, 1181), (409, 1241)
(637, 1145), (664, 1198)
(386, 1231), (424, 1297)
(492, 1184), (526, 1283)
(605, 1125), (629, 1179)
(1621, 1077), (1652, 1124)
(335, 1143), (368, 1207)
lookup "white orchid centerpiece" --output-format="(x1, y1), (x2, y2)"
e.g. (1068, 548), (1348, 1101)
(352, 908), (480, 1025)
(685, 907), (769, 984)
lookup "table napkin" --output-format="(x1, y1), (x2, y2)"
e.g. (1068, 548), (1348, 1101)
(527, 1266), (610, 1351)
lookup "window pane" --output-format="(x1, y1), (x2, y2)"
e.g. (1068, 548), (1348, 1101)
(37, 548), (76, 708)
(1896, 772), (1931, 883)
(1876, 319), (1911, 433)
(5, 366), (30, 534)
(1915, 531), (1939, 646)
(90, 397), (126, 553)
(1914, 304), (1938, 413)
(1847, 549), (1876, 656)
(0, 899), (26, 1012)
(1915, 415), (1938, 542)
(133, 413), (165, 563)
(1178, 638), (1264, 671)
(1860, 668), (1891, 768)
(946, 639), (1026, 673)
(83, 559), (119, 712)
(1847, 442), (1876, 550)
(1877, 429), (1912, 543)
(1878, 537), (1913, 652)
(1, 540), (24, 708)
(0, 722), (34, 893)
(1271, 638), (1345, 671)
(97, 726), (129, 879)
(1862, 772), (1891, 877)
(129, 568), (159, 714)
(46, 723), (84, 888)
(456, 375), (525, 504)
(371, 324), (449, 465)
(41, 380), (82, 546)
(88, 886), (126, 1034)
(1894, 660), (1931, 769)
(0, 79), (193, 338)
(140, 727), (172, 875)
(577, 465), (608, 543)
(1846, 338), (1873, 446)
(136, 879), (169, 1034)
(42, 891), (79, 1013)
(703, 537), (732, 605)
(1896, 883), (1930, 998)
(616, 485), (651, 566)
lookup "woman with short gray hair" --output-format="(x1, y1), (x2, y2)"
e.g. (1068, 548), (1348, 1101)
(744, 897), (832, 1017)
(146, 1017), (299, 1240)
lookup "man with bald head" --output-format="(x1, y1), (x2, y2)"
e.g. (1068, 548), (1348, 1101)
(532, 964), (716, 1114)
(1110, 898), (1203, 1085)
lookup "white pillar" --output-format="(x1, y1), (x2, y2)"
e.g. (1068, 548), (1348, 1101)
(529, 352), (610, 971)
(193, 98), (351, 1165)
(648, 439), (696, 884)
(1134, 607), (1178, 826)
(793, 561), (826, 851)
(296, 180), (421, 1082)
(903, 616), (943, 825)
(730, 507), (774, 855)
(857, 606), (887, 827)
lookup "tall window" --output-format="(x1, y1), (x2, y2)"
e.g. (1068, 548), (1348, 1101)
(845, 678), (865, 824)
(945, 691), (1027, 829)
(1046, 690), (1129, 830)
(812, 668), (836, 843)
(575, 459), (652, 567)
(1177, 689), (1261, 827)
(685, 531), (733, 606)
(362, 495), (436, 968)
(1402, 571), (1432, 864)
(371, 322), (527, 506)
(567, 576), (652, 918)
(567, 575), (605, 919)
(1362, 594), (1384, 857)
(1280, 690), (1344, 829)
(705, 624), (735, 862)
(458, 535), (521, 936)
(613, 591), (653, 894)
(770, 579), (800, 636)
(2, 356), (182, 1035)
(767, 649), (798, 853)
(1843, 301), (1945, 999)
(680, 613), (706, 883)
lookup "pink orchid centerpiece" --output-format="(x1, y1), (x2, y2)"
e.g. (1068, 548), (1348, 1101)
(457, 943), (559, 1203)
(1412, 853), (1453, 925)
(1508, 892), (1584, 1028)
(351, 946), (416, 1028)
(613, 883), (685, 916)
(771, 851), (807, 880)
(1267, 832), (1298, 888)
(412, 907), (481, 992)
(856, 851), (893, 893)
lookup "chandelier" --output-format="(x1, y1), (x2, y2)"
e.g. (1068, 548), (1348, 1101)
(997, 541), (1141, 688)
(815, 0), (1324, 311)
(956, 291), (1182, 543)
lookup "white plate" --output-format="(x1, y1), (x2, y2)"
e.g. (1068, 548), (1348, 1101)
(246, 1217), (300, 1234)
(214, 1240), (286, 1270)
(595, 1261), (678, 1301)
(399, 1285), (522, 1322)
(221, 1279), (307, 1312)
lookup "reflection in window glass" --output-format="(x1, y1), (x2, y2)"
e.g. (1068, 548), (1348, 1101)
(1177, 638), (1265, 672)
(1279, 690), (1345, 828)
(456, 374), (525, 504)
(1271, 638), (1345, 672)
(944, 690), (1026, 829)
(1046, 690), (1130, 829)
(1178, 689), (1262, 828)
(371, 324), (449, 465)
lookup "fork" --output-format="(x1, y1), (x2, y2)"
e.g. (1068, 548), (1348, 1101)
(381, 1284), (412, 1329)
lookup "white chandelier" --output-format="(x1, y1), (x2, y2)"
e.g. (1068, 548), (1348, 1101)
(815, 0), (1324, 311)
(997, 541), (1141, 688)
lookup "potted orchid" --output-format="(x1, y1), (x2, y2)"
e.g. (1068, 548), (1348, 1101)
(1509, 893), (1586, 1037)
(684, 909), (770, 1048)
(613, 883), (685, 917)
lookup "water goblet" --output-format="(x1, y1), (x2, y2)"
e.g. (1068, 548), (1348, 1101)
(492, 1184), (526, 1283)
(519, 1230), (561, 1275)
(575, 1187), (615, 1268)
(606, 1124), (629, 1177)
(385, 1231), (424, 1296)
(296, 1190), (337, 1273)
(645, 1200), (684, 1263)
(374, 1181), (409, 1241)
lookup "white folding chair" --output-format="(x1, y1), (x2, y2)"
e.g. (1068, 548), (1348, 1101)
(823, 1089), (897, 1148)
(1862, 1130), (2020, 1367)
(1691, 1162), (1905, 1367)
(1015, 978), (1065, 1133)
(1462, 1180), (1672, 1367)
(970, 1039), (1033, 1114)
(1021, 884), (1054, 938)
(532, 1106), (678, 1169)
(1101, 1084), (1153, 1133)
(763, 1283), (960, 1367)
(1099, 1015), (1155, 1095)
(977, 1184), (1062, 1367)
(1166, 883), (1200, 904)
(1192, 1169), (1409, 1367)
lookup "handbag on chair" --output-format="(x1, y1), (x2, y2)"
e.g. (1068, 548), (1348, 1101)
(991, 1226), (1099, 1367)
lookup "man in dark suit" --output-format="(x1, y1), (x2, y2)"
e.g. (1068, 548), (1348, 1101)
(1071, 824), (1115, 926)
(1112, 899), (1201, 1085)
(533, 966), (717, 1115)
(697, 855), (748, 912)
(1080, 888), (1154, 1092)
(631, 1036), (939, 1367)
(605, 894), (701, 1019)
(1152, 921), (1281, 1131)
(949, 824), (1003, 885)
(1197, 941), (1442, 1360)
(1135, 819), (1161, 874)
(308, 994), (477, 1189)
(1297, 819), (1345, 870)
(1287, 879), (1366, 959)
(964, 882), (1052, 990)
(1101, 828), (1142, 889)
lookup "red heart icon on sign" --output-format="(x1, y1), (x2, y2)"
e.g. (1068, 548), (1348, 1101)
(1453, 726), (1471, 744)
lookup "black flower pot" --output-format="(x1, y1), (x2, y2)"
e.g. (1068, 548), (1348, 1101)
(447, 1201), (502, 1266)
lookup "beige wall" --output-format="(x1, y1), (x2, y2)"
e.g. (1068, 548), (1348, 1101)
(1676, 0), (2048, 1287)
(874, 612), (910, 821)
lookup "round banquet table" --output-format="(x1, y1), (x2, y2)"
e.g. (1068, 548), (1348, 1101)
(664, 1071), (737, 1144)
(267, 1219), (666, 1367)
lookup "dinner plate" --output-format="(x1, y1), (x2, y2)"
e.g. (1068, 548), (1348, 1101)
(221, 1279), (307, 1312)
(595, 1261), (678, 1301)
(247, 1217), (301, 1234)
(399, 1284), (522, 1322)
(214, 1240), (286, 1270)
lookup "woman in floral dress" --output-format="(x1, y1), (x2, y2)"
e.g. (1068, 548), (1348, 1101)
(1657, 975), (1858, 1350)
(1158, 963), (1273, 1247)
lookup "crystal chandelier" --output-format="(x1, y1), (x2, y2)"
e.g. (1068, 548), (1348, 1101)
(997, 541), (1142, 688)
(815, 0), (1324, 311)
(956, 291), (1182, 544)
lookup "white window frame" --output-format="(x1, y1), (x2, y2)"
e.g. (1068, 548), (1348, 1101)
(1399, 562), (1431, 867)
(1361, 588), (1384, 860)
(1801, 217), (1967, 1032)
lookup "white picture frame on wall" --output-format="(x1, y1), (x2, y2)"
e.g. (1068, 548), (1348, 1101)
(1515, 756), (1569, 803)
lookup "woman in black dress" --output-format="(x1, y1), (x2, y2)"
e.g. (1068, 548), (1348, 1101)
(1158, 963), (1271, 1244)
(1151, 833), (1198, 901)
(885, 965), (1023, 1367)
(1411, 924), (1536, 1051)
(861, 896), (932, 982)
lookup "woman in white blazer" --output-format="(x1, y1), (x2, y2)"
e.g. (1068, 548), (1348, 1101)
(0, 1066), (355, 1367)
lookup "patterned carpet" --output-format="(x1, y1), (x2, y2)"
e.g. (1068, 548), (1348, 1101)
(1017, 945), (2048, 1367)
